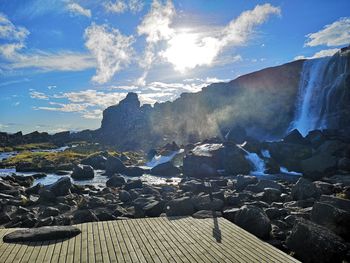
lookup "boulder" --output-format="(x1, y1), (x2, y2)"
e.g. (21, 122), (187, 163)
(301, 153), (337, 180)
(3, 226), (81, 243)
(338, 157), (350, 171)
(235, 175), (258, 191)
(46, 177), (72, 196)
(319, 195), (350, 212)
(183, 143), (224, 177)
(106, 175), (126, 188)
(222, 144), (251, 175)
(261, 188), (282, 203)
(124, 179), (143, 191)
(105, 156), (126, 175)
(224, 126), (247, 144)
(222, 208), (240, 222)
(283, 129), (307, 145)
(73, 210), (98, 224)
(264, 208), (288, 220)
(291, 178), (320, 200)
(123, 166), (145, 177)
(144, 200), (165, 217)
(311, 202), (350, 239)
(313, 181), (334, 195)
(286, 219), (347, 263)
(305, 130), (326, 148)
(192, 195), (224, 211)
(81, 153), (107, 169)
(150, 162), (181, 177)
(41, 207), (60, 218)
(192, 210), (222, 219)
(245, 179), (283, 193)
(71, 165), (94, 180)
(119, 190), (131, 202)
(165, 197), (195, 217)
(234, 205), (271, 239)
(0, 180), (14, 191)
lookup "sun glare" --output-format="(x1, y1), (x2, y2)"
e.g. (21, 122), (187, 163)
(161, 30), (220, 73)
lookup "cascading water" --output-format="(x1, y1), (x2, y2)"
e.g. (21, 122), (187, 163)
(290, 50), (349, 136)
(237, 144), (266, 176)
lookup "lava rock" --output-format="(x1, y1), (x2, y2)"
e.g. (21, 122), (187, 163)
(105, 156), (126, 175)
(291, 178), (320, 200)
(150, 162), (181, 177)
(71, 165), (94, 180)
(106, 175), (126, 188)
(165, 197), (195, 217)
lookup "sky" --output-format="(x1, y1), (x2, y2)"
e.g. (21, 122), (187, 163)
(0, 0), (349, 134)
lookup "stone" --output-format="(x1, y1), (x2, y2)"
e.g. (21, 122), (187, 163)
(124, 179), (143, 191)
(311, 202), (350, 239)
(283, 129), (307, 145)
(123, 166), (145, 177)
(0, 180), (14, 191)
(165, 197), (195, 217)
(192, 195), (224, 211)
(224, 126), (247, 144)
(71, 165), (94, 180)
(291, 178), (320, 200)
(73, 210), (98, 224)
(319, 195), (350, 212)
(301, 152), (337, 180)
(222, 208), (240, 222)
(234, 205), (271, 239)
(313, 181), (334, 195)
(286, 219), (347, 263)
(119, 190), (131, 202)
(235, 175), (258, 191)
(25, 183), (43, 195)
(3, 226), (81, 243)
(46, 177), (72, 196)
(245, 179), (283, 193)
(38, 189), (56, 203)
(144, 201), (165, 217)
(261, 188), (282, 203)
(41, 207), (60, 217)
(105, 156), (126, 175)
(264, 208), (288, 220)
(150, 162), (181, 177)
(338, 157), (350, 171)
(192, 210), (222, 219)
(106, 175), (126, 188)
(81, 153), (107, 169)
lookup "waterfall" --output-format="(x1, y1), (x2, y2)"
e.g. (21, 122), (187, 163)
(237, 144), (266, 175)
(290, 50), (349, 136)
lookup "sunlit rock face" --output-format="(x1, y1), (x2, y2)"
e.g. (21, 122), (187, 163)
(97, 48), (350, 150)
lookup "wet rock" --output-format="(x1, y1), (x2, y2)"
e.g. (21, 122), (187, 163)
(222, 208), (240, 222)
(3, 226), (81, 243)
(81, 152), (107, 169)
(192, 210), (222, 219)
(234, 205), (271, 239)
(261, 188), (282, 203)
(73, 210), (98, 224)
(311, 201), (350, 239)
(265, 208), (288, 220)
(144, 200), (165, 217)
(41, 207), (60, 218)
(36, 216), (55, 227)
(32, 173), (47, 179)
(119, 190), (131, 202)
(291, 178), (320, 200)
(192, 195), (224, 211)
(313, 181), (334, 195)
(286, 219), (347, 263)
(165, 197), (195, 217)
(38, 189), (57, 203)
(124, 166), (145, 177)
(25, 183), (43, 195)
(105, 156), (126, 175)
(319, 195), (350, 212)
(150, 162), (181, 177)
(106, 175), (126, 188)
(301, 152), (337, 180)
(246, 179), (283, 193)
(235, 175), (258, 191)
(46, 177), (72, 196)
(71, 165), (94, 180)
(283, 129), (307, 145)
(124, 179), (143, 191)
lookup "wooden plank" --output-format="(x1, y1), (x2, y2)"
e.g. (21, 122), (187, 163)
(80, 223), (88, 263)
(42, 241), (56, 263)
(126, 219), (154, 263)
(17, 242), (37, 263)
(58, 238), (69, 263)
(158, 217), (220, 263)
(92, 221), (103, 263)
(106, 220), (124, 262)
(113, 220), (139, 262)
(120, 219), (147, 263)
(65, 231), (77, 263)
(97, 220), (110, 263)
(87, 222), (96, 263)
(101, 221), (118, 263)
(34, 241), (50, 263)
(50, 239), (64, 263)
(110, 220), (133, 263)
(72, 224), (82, 263)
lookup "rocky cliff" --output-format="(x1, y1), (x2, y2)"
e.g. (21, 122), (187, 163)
(97, 59), (305, 150)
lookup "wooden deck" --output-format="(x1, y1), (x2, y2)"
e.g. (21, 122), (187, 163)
(0, 217), (299, 263)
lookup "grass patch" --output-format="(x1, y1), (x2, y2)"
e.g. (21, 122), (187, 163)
(0, 142), (58, 152)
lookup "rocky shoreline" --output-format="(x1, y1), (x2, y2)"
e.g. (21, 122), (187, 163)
(1, 128), (350, 262)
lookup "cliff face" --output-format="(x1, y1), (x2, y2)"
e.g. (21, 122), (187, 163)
(97, 59), (305, 150)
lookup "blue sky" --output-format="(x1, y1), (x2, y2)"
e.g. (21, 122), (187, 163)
(0, 0), (349, 134)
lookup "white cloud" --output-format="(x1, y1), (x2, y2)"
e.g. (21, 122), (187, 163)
(66, 3), (91, 18)
(35, 103), (89, 113)
(162, 3), (280, 72)
(0, 13), (29, 41)
(294, 48), (339, 60)
(30, 91), (49, 100)
(104, 1), (127, 13)
(0, 15), (95, 72)
(129, 0), (144, 13)
(305, 17), (350, 47)
(84, 23), (134, 83)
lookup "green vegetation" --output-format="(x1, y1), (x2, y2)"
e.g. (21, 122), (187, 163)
(0, 142), (57, 152)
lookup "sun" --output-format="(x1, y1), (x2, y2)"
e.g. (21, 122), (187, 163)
(161, 29), (220, 73)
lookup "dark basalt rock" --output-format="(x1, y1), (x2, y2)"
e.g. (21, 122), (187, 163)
(3, 226), (81, 243)
(106, 174), (126, 188)
(71, 165), (94, 180)
(150, 162), (181, 177)
(105, 156), (126, 175)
